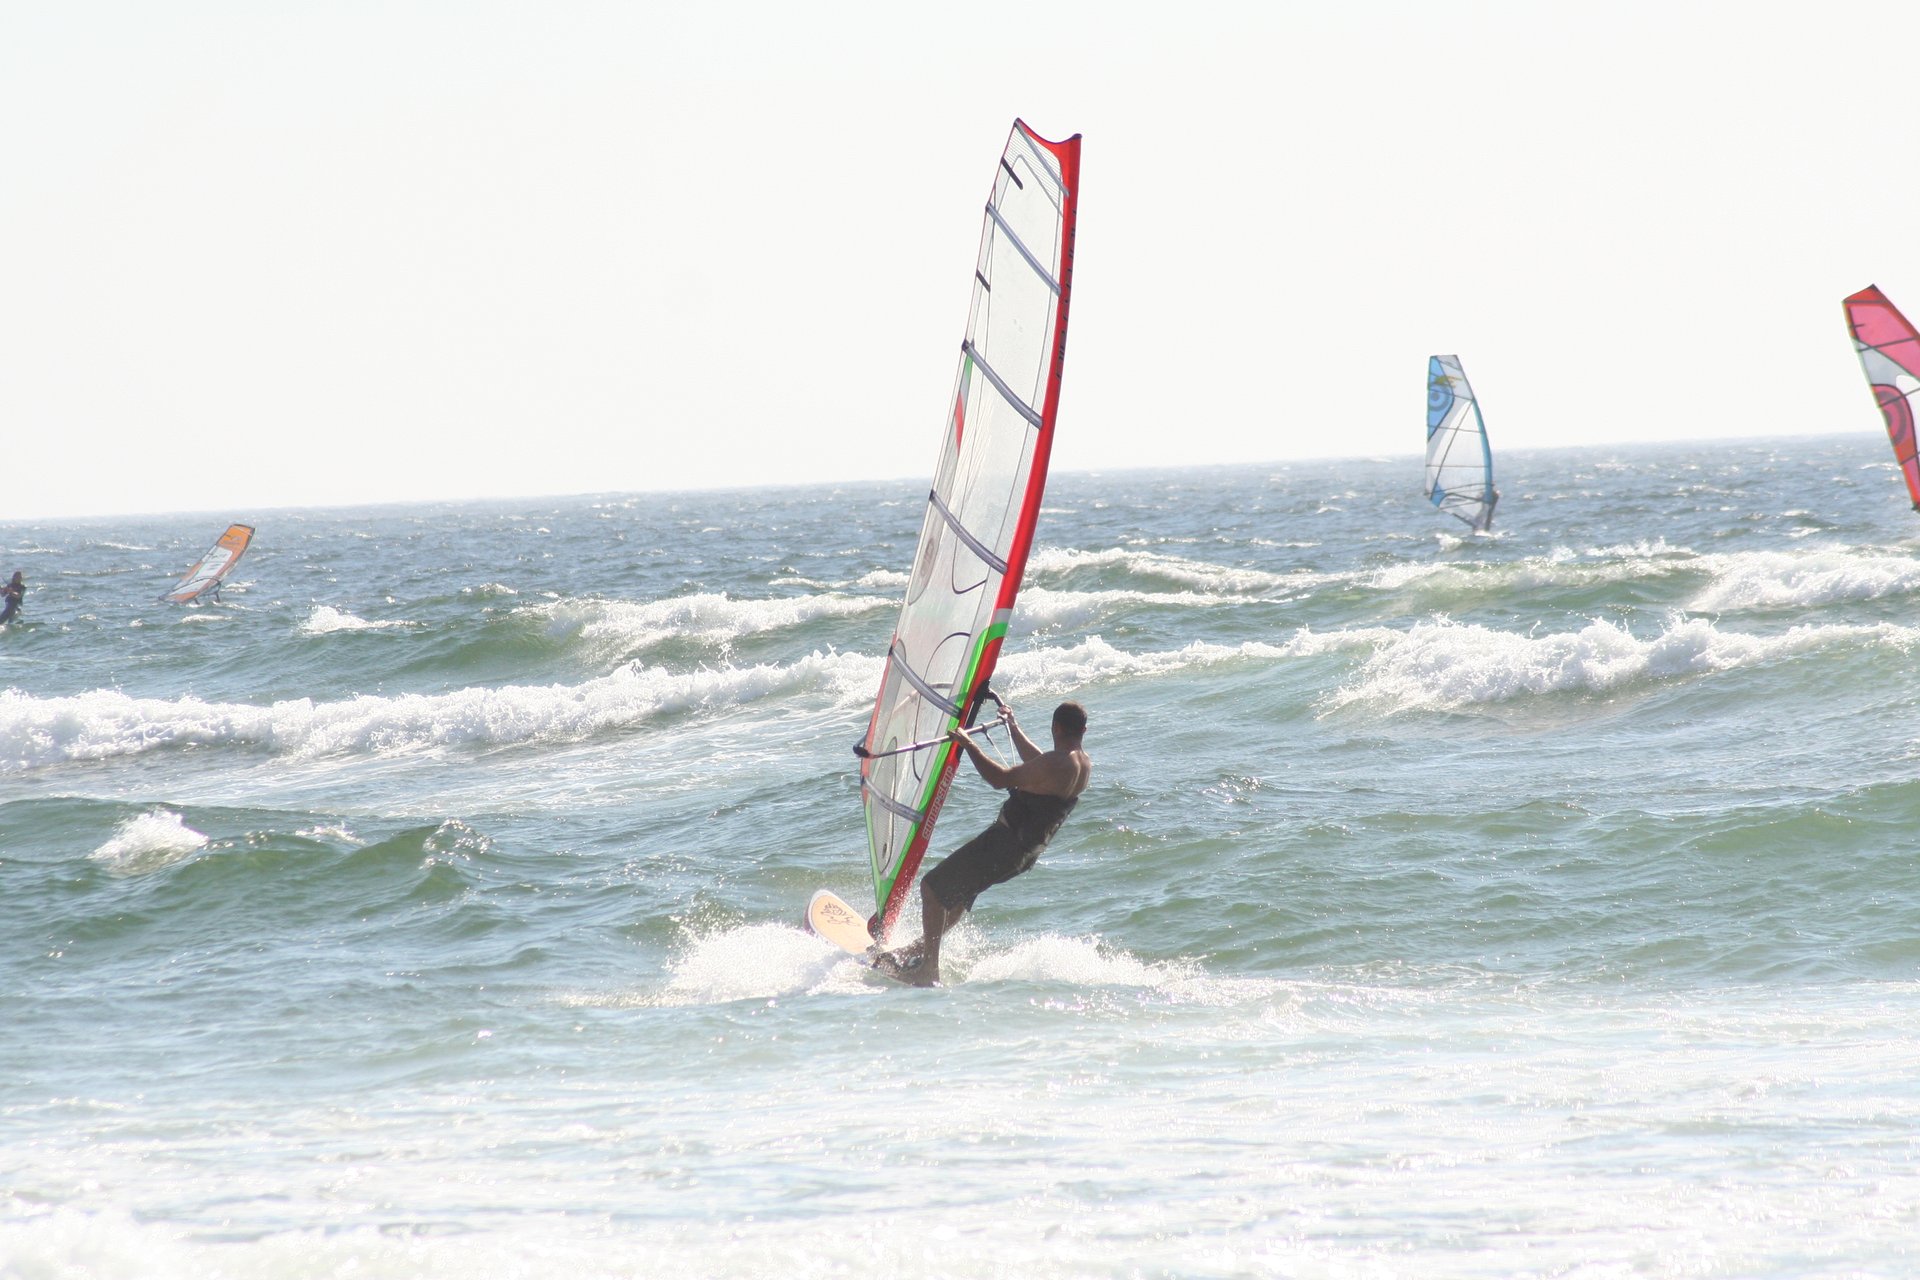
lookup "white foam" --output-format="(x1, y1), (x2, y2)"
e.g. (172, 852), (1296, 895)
(645, 920), (1267, 1006)
(652, 923), (873, 1004)
(89, 809), (207, 875)
(1014, 586), (1226, 631)
(991, 632), (1370, 698)
(459, 582), (518, 599)
(0, 625), (1406, 774)
(301, 606), (415, 635)
(540, 591), (889, 660)
(1361, 542), (1920, 616)
(965, 934), (1179, 985)
(1025, 546), (1291, 594)
(0, 652), (882, 771)
(294, 823), (363, 844)
(1328, 616), (1920, 713)
(1688, 549), (1920, 612)
(1362, 545), (1695, 597)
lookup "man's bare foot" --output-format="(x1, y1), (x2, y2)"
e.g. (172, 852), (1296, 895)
(870, 949), (940, 986)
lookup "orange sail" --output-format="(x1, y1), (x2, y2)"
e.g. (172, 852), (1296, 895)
(160, 523), (254, 604)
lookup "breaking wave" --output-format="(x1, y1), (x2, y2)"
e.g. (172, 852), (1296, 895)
(0, 653), (879, 771)
(89, 808), (208, 875)
(301, 606), (417, 635)
(1327, 616), (1920, 713)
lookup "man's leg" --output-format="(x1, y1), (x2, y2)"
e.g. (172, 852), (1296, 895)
(910, 879), (964, 987)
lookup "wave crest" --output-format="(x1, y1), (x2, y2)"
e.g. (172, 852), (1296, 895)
(301, 606), (416, 635)
(0, 652), (880, 771)
(90, 809), (208, 875)
(1329, 617), (1920, 713)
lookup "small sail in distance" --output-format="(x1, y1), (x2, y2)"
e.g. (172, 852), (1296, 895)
(160, 523), (254, 604)
(1426, 355), (1498, 533)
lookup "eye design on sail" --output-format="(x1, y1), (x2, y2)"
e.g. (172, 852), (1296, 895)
(1877, 386), (1914, 452)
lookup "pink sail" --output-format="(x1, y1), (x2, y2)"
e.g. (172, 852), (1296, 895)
(1844, 285), (1920, 511)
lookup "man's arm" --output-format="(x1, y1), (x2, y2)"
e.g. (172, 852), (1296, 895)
(1002, 707), (1043, 763)
(947, 728), (1073, 794)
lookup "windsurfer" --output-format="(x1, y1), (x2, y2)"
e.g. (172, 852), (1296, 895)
(874, 701), (1091, 987)
(0, 571), (24, 624)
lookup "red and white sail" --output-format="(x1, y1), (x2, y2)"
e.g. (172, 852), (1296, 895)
(856, 121), (1081, 933)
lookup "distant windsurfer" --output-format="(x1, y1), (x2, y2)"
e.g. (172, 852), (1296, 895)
(874, 700), (1091, 987)
(0, 571), (23, 624)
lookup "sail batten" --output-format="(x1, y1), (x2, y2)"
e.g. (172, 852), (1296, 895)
(1843, 285), (1920, 511)
(961, 339), (1045, 426)
(863, 784), (922, 824)
(985, 203), (1062, 294)
(928, 488), (1011, 574)
(856, 120), (1081, 932)
(1425, 355), (1497, 533)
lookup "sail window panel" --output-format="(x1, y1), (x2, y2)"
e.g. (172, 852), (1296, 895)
(895, 468), (1001, 706)
(863, 761), (915, 883)
(972, 228), (1058, 421)
(1860, 348), (1920, 397)
(904, 483), (958, 611)
(898, 547), (999, 702)
(997, 133), (1069, 237)
(863, 667), (939, 882)
(895, 485), (993, 754)
(941, 391), (1041, 592)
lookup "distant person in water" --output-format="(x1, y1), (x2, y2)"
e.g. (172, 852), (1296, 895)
(875, 700), (1091, 987)
(0, 571), (23, 624)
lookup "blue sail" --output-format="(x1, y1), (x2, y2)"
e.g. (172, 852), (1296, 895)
(1424, 355), (1497, 532)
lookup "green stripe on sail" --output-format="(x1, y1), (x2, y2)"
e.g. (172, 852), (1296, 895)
(869, 619), (1009, 916)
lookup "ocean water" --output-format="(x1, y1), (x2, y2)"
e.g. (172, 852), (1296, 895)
(4, 435), (1920, 1278)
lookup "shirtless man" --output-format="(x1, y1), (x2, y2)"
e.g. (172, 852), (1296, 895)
(875, 700), (1091, 987)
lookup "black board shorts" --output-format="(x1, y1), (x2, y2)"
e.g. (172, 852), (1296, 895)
(922, 819), (1042, 914)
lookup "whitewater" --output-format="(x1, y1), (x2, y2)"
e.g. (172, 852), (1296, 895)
(4, 436), (1920, 1278)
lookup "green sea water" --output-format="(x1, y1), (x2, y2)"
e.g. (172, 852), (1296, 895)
(4, 435), (1919, 1277)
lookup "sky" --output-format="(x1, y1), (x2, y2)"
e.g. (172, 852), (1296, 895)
(2, 0), (1916, 520)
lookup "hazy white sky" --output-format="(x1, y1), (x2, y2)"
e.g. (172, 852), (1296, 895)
(1, 1), (1913, 519)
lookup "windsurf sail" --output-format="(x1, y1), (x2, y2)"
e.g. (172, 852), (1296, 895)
(159, 523), (254, 604)
(1843, 285), (1920, 511)
(854, 120), (1081, 934)
(1425, 354), (1497, 533)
